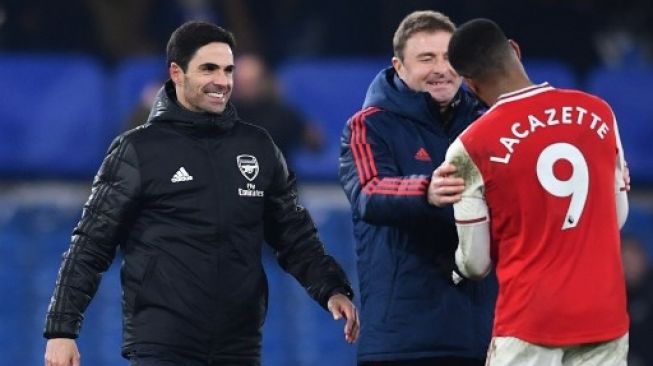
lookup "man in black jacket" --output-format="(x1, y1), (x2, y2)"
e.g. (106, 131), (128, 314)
(43, 21), (358, 366)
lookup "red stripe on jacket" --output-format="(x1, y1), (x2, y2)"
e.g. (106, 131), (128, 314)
(349, 107), (429, 196)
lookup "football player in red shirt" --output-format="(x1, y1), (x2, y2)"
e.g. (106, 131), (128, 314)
(444, 18), (630, 365)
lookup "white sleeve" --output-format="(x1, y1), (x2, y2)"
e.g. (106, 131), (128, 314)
(445, 139), (492, 280)
(613, 115), (629, 229)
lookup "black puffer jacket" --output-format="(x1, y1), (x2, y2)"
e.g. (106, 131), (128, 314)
(44, 81), (353, 364)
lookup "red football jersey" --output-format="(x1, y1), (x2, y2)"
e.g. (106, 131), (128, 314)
(458, 83), (628, 345)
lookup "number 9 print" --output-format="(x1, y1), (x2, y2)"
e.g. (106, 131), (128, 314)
(536, 143), (589, 230)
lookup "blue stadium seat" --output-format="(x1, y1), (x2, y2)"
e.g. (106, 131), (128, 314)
(622, 203), (653, 260)
(0, 202), (82, 365)
(277, 57), (389, 181)
(0, 54), (112, 178)
(523, 59), (577, 89)
(586, 65), (653, 184)
(111, 56), (166, 130)
(0, 270), (34, 365)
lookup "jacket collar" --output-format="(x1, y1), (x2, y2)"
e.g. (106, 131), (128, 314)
(147, 80), (237, 132)
(363, 67), (468, 128)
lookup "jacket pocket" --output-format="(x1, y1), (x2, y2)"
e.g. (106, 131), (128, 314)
(134, 255), (158, 311)
(381, 256), (400, 323)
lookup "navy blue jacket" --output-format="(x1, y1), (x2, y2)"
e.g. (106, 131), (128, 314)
(339, 68), (497, 362)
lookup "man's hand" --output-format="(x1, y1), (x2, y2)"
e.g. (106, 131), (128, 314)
(327, 293), (359, 344)
(45, 338), (80, 366)
(428, 162), (465, 207)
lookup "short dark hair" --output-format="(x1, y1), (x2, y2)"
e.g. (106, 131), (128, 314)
(393, 10), (455, 61)
(448, 18), (512, 82)
(166, 21), (236, 71)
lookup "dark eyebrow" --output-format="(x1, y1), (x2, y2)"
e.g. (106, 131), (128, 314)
(199, 62), (235, 71)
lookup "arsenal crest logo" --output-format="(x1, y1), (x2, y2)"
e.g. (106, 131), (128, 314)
(237, 154), (259, 181)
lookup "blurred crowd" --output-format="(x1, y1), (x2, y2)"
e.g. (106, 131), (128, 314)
(1, 0), (652, 77)
(622, 235), (653, 365)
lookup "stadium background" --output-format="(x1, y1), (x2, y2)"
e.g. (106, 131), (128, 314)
(1, 1), (652, 365)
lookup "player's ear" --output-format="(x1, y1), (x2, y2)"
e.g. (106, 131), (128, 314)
(508, 39), (522, 60)
(464, 78), (490, 106)
(464, 77), (479, 96)
(169, 62), (183, 85)
(392, 56), (405, 79)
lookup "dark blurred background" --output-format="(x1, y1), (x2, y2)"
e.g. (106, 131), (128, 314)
(1, 1), (652, 365)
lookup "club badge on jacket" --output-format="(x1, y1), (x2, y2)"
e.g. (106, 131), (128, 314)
(237, 154), (264, 197)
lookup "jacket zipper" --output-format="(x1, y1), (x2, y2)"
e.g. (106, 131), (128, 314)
(200, 135), (226, 357)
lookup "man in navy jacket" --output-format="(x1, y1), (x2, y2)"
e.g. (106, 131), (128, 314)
(339, 10), (497, 365)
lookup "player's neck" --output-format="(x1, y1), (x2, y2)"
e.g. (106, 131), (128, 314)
(489, 73), (532, 105)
